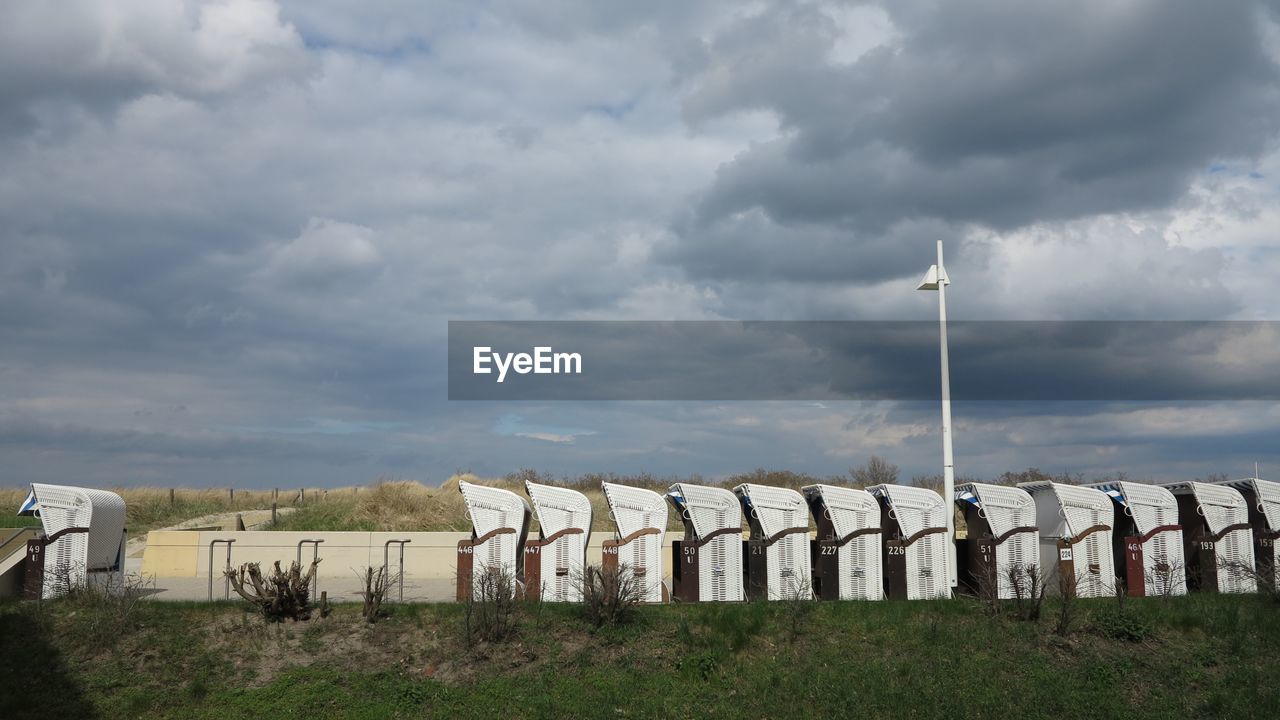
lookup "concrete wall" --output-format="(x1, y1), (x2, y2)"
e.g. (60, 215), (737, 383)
(140, 527), (691, 599)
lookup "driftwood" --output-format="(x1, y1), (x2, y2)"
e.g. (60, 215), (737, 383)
(225, 559), (320, 622)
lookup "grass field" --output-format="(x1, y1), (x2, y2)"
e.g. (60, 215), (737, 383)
(1, 592), (1277, 719)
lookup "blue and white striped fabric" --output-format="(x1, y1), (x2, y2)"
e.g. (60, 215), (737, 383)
(956, 489), (980, 506)
(17, 489), (38, 516)
(1102, 488), (1127, 507)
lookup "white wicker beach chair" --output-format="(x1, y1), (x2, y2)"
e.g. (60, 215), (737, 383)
(868, 484), (950, 600)
(666, 483), (744, 602)
(734, 484), (812, 601)
(1215, 477), (1280, 592)
(955, 483), (1039, 599)
(456, 481), (531, 601)
(1019, 482), (1115, 598)
(600, 482), (668, 603)
(801, 484), (883, 601)
(1164, 482), (1256, 594)
(524, 482), (592, 602)
(1089, 481), (1186, 596)
(19, 483), (126, 599)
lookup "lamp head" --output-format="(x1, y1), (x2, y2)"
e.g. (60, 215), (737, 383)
(917, 264), (949, 291)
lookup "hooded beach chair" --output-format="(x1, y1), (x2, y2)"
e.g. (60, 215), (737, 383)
(802, 484), (883, 601)
(955, 483), (1039, 600)
(456, 481), (531, 601)
(1089, 481), (1186, 597)
(1163, 482), (1256, 594)
(600, 482), (669, 602)
(16, 483), (126, 599)
(868, 484), (950, 600)
(524, 482), (592, 602)
(1215, 477), (1280, 591)
(1019, 482), (1115, 598)
(734, 484), (812, 601)
(666, 483), (744, 602)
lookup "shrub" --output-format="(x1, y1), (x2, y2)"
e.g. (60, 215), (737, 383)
(1091, 607), (1155, 643)
(1053, 570), (1080, 636)
(578, 563), (644, 628)
(40, 563), (155, 644)
(781, 577), (816, 641)
(225, 559), (321, 622)
(464, 566), (518, 645)
(358, 566), (396, 624)
(1008, 563), (1048, 622)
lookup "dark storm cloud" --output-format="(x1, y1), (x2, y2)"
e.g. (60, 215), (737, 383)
(663, 0), (1280, 282)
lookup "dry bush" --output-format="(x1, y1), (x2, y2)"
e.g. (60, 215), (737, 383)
(1009, 564), (1048, 622)
(849, 457), (899, 487)
(971, 560), (1046, 622)
(464, 565), (518, 645)
(578, 563), (645, 628)
(357, 565), (396, 623)
(1054, 570), (1080, 636)
(781, 576), (816, 641)
(1219, 558), (1279, 603)
(724, 469), (837, 491)
(1146, 559), (1187, 599)
(225, 559), (321, 622)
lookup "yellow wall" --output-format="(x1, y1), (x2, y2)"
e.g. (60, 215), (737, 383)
(142, 530), (688, 580)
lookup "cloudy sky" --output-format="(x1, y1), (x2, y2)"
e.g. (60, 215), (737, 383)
(3, 0), (1280, 489)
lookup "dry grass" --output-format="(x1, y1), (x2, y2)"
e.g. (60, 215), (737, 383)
(0, 485), (345, 533)
(267, 474), (692, 532)
(0, 467), (851, 534)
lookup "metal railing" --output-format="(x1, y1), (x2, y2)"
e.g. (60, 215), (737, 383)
(296, 539), (324, 598)
(208, 539), (235, 600)
(383, 539), (411, 602)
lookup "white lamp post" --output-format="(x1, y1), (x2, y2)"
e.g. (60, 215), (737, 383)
(917, 239), (957, 589)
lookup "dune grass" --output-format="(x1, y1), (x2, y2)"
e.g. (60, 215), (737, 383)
(0, 486), (327, 533)
(268, 475), (692, 533)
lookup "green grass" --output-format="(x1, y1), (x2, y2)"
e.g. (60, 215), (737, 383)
(2, 594), (1278, 719)
(0, 515), (42, 529)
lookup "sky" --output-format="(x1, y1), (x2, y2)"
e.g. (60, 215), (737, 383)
(3, 0), (1280, 489)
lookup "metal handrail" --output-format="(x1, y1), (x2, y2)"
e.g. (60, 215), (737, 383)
(383, 539), (411, 602)
(296, 539), (324, 597)
(208, 539), (235, 601)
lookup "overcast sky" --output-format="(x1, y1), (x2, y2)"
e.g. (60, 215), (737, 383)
(3, 0), (1280, 489)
